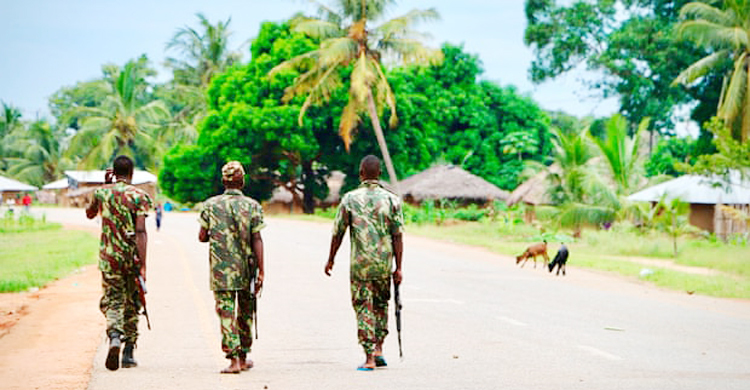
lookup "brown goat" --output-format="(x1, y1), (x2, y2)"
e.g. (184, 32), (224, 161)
(516, 241), (549, 268)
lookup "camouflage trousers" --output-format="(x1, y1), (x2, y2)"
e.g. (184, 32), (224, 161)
(351, 278), (390, 355)
(100, 269), (139, 343)
(214, 290), (254, 359)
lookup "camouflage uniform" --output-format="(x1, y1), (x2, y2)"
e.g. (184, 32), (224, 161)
(333, 180), (404, 355)
(94, 181), (153, 344)
(199, 177), (265, 359)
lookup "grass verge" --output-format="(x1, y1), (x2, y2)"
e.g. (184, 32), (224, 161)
(0, 225), (98, 292)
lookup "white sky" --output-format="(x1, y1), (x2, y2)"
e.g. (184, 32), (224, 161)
(1, 0), (619, 120)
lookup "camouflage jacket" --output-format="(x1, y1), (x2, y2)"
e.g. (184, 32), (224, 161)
(333, 180), (404, 281)
(199, 189), (265, 291)
(94, 181), (153, 274)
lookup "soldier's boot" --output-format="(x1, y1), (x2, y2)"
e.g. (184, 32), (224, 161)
(105, 332), (121, 371)
(121, 342), (137, 368)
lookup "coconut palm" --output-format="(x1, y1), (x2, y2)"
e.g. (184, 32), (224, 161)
(591, 114), (647, 195)
(67, 60), (171, 169)
(546, 126), (596, 203)
(5, 119), (72, 187)
(269, 0), (443, 189)
(165, 13), (242, 88)
(0, 102), (23, 173)
(673, 0), (750, 141)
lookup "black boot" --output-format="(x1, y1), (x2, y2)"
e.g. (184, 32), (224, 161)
(122, 343), (137, 368)
(105, 332), (121, 371)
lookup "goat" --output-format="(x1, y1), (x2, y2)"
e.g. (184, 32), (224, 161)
(548, 244), (569, 276)
(516, 240), (549, 268)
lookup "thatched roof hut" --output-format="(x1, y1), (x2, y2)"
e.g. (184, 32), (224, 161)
(398, 165), (509, 204)
(507, 164), (561, 206)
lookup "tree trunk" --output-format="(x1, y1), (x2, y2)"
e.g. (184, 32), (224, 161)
(365, 91), (400, 194)
(302, 160), (315, 214)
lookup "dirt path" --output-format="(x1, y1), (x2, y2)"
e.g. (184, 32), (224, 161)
(0, 264), (102, 390)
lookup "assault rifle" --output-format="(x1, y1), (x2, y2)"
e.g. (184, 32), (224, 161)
(394, 280), (403, 358)
(135, 270), (151, 330)
(250, 254), (260, 339)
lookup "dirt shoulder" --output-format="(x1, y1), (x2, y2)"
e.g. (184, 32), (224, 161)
(0, 225), (103, 390)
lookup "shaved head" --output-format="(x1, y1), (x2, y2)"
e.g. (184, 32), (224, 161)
(359, 155), (381, 180)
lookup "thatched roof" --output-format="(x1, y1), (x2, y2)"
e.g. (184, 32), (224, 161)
(507, 164), (561, 206)
(628, 172), (750, 205)
(398, 165), (509, 202)
(0, 175), (37, 192)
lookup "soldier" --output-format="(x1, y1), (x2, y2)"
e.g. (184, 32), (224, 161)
(85, 155), (152, 371)
(198, 161), (265, 374)
(325, 155), (404, 371)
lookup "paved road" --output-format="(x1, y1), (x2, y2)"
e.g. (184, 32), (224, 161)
(38, 208), (750, 390)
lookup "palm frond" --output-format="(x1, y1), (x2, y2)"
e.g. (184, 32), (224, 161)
(292, 17), (343, 40)
(377, 38), (444, 66)
(374, 8), (441, 38)
(718, 52), (748, 126)
(370, 57), (397, 127)
(338, 100), (362, 150)
(680, 2), (735, 26)
(672, 50), (729, 85)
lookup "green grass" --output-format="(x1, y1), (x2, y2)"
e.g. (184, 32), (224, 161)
(357, 217), (750, 299)
(0, 220), (98, 292)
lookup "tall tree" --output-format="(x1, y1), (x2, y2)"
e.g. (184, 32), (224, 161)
(0, 102), (23, 173)
(66, 58), (171, 170)
(164, 13), (243, 88)
(672, 0), (750, 142)
(524, 0), (713, 147)
(592, 114), (648, 194)
(269, 0), (443, 189)
(5, 119), (72, 187)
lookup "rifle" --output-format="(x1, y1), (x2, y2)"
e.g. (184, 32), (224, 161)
(394, 280), (403, 358)
(135, 272), (151, 330)
(249, 254), (260, 339)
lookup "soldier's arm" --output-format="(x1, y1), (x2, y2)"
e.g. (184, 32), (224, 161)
(135, 215), (148, 280)
(198, 227), (209, 242)
(325, 203), (349, 276)
(392, 232), (403, 285)
(251, 231), (264, 289)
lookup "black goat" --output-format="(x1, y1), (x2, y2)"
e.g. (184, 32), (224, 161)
(548, 244), (569, 276)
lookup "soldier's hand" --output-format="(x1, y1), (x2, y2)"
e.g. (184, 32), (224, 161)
(324, 260), (334, 276)
(104, 168), (115, 184)
(140, 265), (146, 282)
(393, 269), (402, 285)
(256, 272), (264, 291)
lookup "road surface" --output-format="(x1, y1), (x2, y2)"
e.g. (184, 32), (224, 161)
(37, 208), (750, 389)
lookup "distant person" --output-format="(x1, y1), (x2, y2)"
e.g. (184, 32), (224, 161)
(22, 193), (32, 213)
(325, 155), (404, 371)
(85, 155), (153, 371)
(198, 161), (265, 374)
(155, 202), (163, 231)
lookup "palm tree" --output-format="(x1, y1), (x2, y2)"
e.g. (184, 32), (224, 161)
(165, 13), (242, 88)
(591, 114), (647, 195)
(67, 60), (171, 170)
(546, 126), (596, 203)
(1, 102), (24, 173)
(673, 1), (750, 141)
(5, 119), (72, 187)
(269, 0), (443, 189)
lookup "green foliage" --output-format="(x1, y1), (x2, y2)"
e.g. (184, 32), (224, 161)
(591, 114), (646, 194)
(673, 0), (750, 141)
(524, 0), (716, 137)
(680, 116), (750, 176)
(0, 213), (59, 233)
(644, 135), (697, 176)
(65, 56), (172, 170)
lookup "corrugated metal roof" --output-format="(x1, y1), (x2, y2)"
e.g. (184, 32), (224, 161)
(42, 178), (69, 190)
(628, 173), (750, 205)
(0, 175), (38, 191)
(64, 170), (157, 185)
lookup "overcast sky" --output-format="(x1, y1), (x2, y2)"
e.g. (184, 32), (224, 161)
(1, 0), (619, 120)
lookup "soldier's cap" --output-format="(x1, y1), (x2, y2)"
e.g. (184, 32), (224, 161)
(221, 161), (245, 180)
